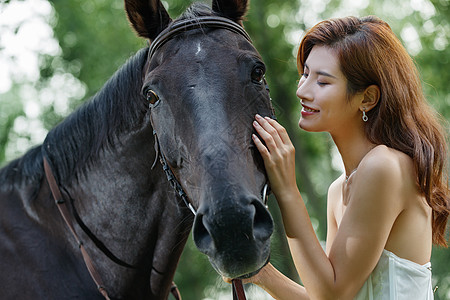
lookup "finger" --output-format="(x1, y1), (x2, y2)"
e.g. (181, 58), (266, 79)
(222, 276), (232, 284)
(253, 121), (279, 153)
(223, 276), (254, 285)
(252, 134), (271, 161)
(254, 115), (283, 148)
(264, 117), (293, 146)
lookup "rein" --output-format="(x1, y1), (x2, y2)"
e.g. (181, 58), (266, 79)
(43, 158), (111, 300)
(43, 157), (182, 300)
(44, 16), (271, 300)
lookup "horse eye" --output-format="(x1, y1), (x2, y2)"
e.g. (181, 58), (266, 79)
(251, 67), (265, 84)
(145, 89), (159, 105)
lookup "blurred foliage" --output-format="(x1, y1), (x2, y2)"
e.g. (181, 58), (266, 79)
(0, 84), (24, 162)
(0, 0), (449, 299)
(48, 0), (143, 94)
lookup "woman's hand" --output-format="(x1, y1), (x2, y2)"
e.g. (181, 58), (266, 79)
(252, 114), (298, 199)
(223, 263), (310, 299)
(222, 263), (273, 287)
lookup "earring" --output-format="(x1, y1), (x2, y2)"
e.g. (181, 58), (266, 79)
(362, 108), (368, 122)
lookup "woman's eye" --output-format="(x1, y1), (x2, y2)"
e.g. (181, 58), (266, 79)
(317, 81), (329, 86)
(145, 89), (159, 105)
(251, 67), (265, 84)
(302, 73), (309, 78)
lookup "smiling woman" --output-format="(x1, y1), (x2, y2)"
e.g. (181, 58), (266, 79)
(245, 15), (449, 300)
(297, 46), (360, 135)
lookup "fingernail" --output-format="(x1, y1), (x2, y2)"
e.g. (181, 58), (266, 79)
(255, 114), (262, 119)
(253, 121), (259, 126)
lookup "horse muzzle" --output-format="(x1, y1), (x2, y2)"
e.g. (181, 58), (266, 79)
(192, 191), (273, 278)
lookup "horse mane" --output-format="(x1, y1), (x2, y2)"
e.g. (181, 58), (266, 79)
(0, 47), (149, 190)
(0, 145), (45, 192)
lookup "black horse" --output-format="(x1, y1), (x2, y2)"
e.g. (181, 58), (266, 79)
(0, 0), (275, 299)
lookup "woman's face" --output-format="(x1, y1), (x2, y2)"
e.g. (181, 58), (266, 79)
(297, 46), (362, 134)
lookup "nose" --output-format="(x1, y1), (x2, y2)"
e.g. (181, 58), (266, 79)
(296, 77), (311, 101)
(192, 195), (273, 278)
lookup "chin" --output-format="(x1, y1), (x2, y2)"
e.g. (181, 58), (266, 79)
(298, 120), (314, 132)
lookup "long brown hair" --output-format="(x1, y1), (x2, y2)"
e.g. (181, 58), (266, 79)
(297, 16), (450, 246)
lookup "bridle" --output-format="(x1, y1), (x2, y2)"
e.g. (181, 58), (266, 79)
(43, 15), (273, 300)
(148, 16), (252, 58)
(148, 16), (273, 300)
(153, 129), (268, 300)
(148, 15), (272, 213)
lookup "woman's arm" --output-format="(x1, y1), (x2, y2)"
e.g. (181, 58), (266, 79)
(252, 115), (405, 299)
(244, 263), (310, 300)
(325, 179), (340, 255)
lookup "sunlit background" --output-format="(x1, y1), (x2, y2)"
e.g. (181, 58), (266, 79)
(1, 0), (449, 299)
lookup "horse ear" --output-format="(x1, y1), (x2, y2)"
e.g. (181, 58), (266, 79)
(124, 0), (171, 40)
(212, 0), (249, 25)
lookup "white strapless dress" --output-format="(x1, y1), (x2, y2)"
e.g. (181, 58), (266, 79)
(354, 249), (433, 299)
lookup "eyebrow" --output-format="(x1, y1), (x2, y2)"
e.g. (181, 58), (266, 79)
(304, 64), (338, 79)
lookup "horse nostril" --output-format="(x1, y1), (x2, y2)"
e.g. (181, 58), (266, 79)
(192, 200), (273, 252)
(192, 213), (214, 254)
(252, 200), (274, 241)
(192, 197), (273, 278)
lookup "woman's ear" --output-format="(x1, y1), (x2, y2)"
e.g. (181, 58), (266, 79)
(361, 85), (380, 112)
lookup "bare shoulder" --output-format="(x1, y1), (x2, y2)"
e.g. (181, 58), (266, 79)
(357, 148), (432, 263)
(356, 145), (419, 200)
(362, 145), (412, 169)
(359, 145), (415, 182)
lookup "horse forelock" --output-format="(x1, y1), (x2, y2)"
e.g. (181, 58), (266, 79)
(41, 47), (150, 185)
(177, 2), (218, 21)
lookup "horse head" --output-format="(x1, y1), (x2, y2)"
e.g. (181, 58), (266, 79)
(126, 0), (274, 279)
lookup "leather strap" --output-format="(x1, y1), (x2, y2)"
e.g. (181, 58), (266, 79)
(43, 15), (259, 299)
(43, 158), (111, 300)
(232, 279), (247, 300)
(44, 157), (183, 300)
(170, 281), (182, 300)
(149, 16), (252, 59)
(67, 193), (136, 269)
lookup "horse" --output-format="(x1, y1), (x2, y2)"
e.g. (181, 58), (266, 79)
(0, 0), (275, 298)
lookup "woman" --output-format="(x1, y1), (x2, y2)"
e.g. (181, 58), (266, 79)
(245, 16), (449, 299)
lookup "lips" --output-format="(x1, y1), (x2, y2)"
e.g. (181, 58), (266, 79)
(303, 106), (319, 112)
(301, 102), (319, 113)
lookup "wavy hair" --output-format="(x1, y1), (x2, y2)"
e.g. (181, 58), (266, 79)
(297, 16), (449, 246)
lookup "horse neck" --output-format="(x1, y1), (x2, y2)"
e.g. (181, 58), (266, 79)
(48, 128), (193, 298)
(38, 47), (193, 298)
